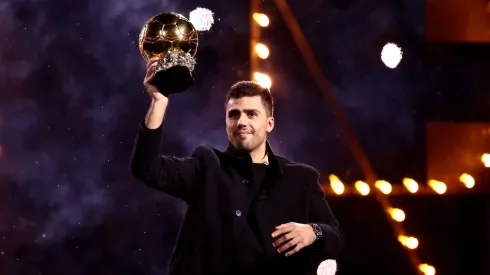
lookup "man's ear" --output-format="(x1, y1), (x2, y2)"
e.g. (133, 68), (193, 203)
(267, 117), (275, 133)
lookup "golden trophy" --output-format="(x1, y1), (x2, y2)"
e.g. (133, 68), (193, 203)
(139, 12), (198, 95)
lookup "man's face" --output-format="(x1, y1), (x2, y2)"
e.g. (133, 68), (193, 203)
(225, 96), (274, 152)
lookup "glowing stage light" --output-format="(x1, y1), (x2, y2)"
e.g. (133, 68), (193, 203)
(419, 263), (436, 275)
(255, 43), (269, 59)
(375, 180), (392, 194)
(253, 13), (269, 27)
(459, 173), (475, 189)
(398, 235), (418, 249)
(481, 153), (490, 167)
(354, 181), (370, 196)
(329, 174), (344, 195)
(403, 178), (419, 193)
(253, 72), (272, 89)
(428, 180), (446, 194)
(388, 207), (405, 222)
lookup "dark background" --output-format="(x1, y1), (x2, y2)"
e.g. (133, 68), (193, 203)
(0, 0), (489, 274)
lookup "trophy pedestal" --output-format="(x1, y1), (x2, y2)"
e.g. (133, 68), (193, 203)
(149, 66), (194, 95)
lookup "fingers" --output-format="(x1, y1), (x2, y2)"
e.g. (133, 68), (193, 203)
(275, 222), (294, 230)
(272, 231), (298, 249)
(274, 234), (307, 257)
(146, 57), (160, 70)
(284, 241), (305, 257)
(274, 233), (306, 257)
(272, 222), (295, 238)
(271, 222), (309, 257)
(144, 58), (160, 78)
(275, 232), (298, 251)
(144, 64), (156, 83)
(145, 61), (159, 76)
(144, 61), (160, 86)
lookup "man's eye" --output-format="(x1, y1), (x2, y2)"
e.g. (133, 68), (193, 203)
(228, 111), (239, 118)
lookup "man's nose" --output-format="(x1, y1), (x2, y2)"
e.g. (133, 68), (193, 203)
(237, 114), (248, 127)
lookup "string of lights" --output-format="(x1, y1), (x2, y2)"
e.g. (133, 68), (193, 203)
(250, 0), (272, 89)
(324, 173), (477, 197)
(325, 153), (488, 197)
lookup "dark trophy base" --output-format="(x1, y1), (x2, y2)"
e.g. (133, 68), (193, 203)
(149, 66), (194, 96)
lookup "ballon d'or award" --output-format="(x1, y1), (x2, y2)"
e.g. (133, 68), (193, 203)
(139, 12), (198, 95)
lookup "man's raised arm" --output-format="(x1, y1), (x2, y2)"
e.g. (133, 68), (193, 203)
(130, 57), (203, 203)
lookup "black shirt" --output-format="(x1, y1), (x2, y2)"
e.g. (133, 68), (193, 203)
(229, 162), (269, 273)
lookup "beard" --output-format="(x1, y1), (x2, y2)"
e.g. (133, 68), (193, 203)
(232, 132), (265, 152)
(235, 138), (255, 151)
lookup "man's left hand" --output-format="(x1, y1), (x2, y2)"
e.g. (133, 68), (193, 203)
(271, 222), (316, 257)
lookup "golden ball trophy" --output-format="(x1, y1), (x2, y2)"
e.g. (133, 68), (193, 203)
(138, 12), (198, 95)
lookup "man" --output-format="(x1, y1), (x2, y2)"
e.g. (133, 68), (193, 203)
(130, 57), (344, 275)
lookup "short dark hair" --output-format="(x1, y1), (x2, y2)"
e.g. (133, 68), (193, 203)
(225, 81), (274, 117)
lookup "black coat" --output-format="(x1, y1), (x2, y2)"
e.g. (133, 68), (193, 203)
(130, 122), (344, 275)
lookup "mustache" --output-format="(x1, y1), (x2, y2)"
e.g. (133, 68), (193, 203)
(234, 129), (254, 134)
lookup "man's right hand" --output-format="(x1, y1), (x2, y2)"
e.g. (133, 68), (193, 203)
(143, 57), (168, 102)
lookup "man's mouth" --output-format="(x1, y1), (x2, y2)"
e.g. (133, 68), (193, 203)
(236, 131), (252, 137)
